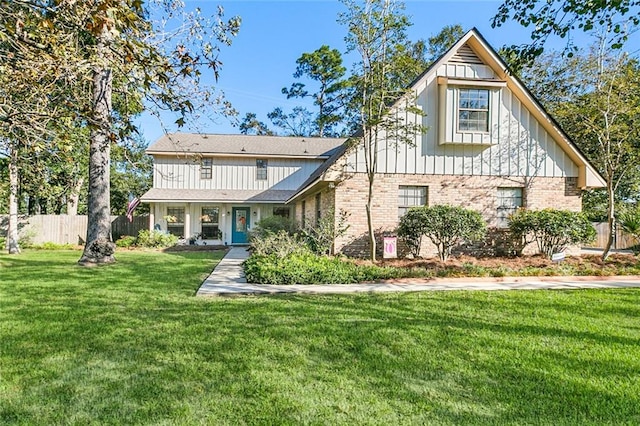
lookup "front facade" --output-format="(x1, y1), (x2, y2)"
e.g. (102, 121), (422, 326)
(142, 29), (605, 256)
(287, 29), (605, 256)
(141, 134), (344, 245)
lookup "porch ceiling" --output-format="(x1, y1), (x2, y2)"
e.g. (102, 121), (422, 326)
(140, 188), (296, 203)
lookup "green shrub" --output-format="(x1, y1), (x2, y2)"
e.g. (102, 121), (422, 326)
(250, 230), (310, 257)
(398, 205), (486, 261)
(508, 209), (596, 258)
(18, 228), (36, 248)
(302, 209), (350, 255)
(25, 242), (76, 250)
(115, 235), (137, 248)
(136, 230), (178, 248)
(251, 215), (298, 239)
(244, 253), (403, 284)
(619, 207), (640, 251)
(397, 208), (429, 257)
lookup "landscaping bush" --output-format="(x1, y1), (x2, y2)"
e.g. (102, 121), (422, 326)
(251, 215), (298, 239)
(397, 208), (429, 257)
(250, 230), (310, 257)
(398, 205), (486, 261)
(244, 252), (403, 284)
(28, 242), (76, 250)
(302, 208), (350, 255)
(619, 207), (640, 250)
(251, 209), (350, 256)
(508, 209), (596, 258)
(115, 235), (137, 248)
(136, 230), (178, 248)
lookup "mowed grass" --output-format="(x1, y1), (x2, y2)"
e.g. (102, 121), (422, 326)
(1, 250), (640, 425)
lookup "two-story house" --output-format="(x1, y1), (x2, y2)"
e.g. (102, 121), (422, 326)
(141, 29), (605, 255)
(141, 133), (344, 245)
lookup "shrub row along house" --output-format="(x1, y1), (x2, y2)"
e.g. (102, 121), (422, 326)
(141, 29), (605, 256)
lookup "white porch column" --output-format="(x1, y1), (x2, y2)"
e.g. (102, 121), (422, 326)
(148, 203), (155, 231)
(222, 204), (229, 245)
(184, 203), (191, 239)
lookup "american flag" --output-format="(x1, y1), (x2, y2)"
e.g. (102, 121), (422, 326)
(126, 197), (141, 222)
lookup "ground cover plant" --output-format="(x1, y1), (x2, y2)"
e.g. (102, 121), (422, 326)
(246, 251), (640, 284)
(1, 249), (640, 424)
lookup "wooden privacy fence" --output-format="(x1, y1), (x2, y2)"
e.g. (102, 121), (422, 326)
(0, 215), (149, 245)
(586, 222), (637, 250)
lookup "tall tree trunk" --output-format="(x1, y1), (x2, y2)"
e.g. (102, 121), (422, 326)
(7, 144), (21, 254)
(601, 180), (615, 261)
(79, 27), (115, 265)
(366, 173), (376, 262)
(66, 177), (84, 215)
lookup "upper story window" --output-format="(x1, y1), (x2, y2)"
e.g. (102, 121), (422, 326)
(256, 159), (268, 180)
(437, 77), (505, 145)
(398, 186), (428, 218)
(497, 187), (523, 228)
(200, 158), (212, 179)
(458, 88), (489, 132)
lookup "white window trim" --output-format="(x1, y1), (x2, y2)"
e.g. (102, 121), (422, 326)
(437, 76), (505, 146)
(457, 88), (490, 134)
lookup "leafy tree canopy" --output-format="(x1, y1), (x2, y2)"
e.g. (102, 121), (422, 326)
(493, 0), (640, 62)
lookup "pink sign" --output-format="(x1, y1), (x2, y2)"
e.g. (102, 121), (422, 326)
(383, 237), (397, 259)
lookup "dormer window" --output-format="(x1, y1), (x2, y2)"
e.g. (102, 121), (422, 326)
(458, 89), (489, 132)
(437, 76), (506, 146)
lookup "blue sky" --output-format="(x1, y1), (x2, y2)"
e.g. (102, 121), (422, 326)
(137, 0), (639, 143)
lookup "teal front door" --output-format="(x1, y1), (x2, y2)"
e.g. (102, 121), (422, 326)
(232, 207), (250, 244)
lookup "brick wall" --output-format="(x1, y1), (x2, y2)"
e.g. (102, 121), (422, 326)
(333, 173), (582, 258)
(293, 187), (336, 230)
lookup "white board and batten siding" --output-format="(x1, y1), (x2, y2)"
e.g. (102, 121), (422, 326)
(153, 156), (325, 191)
(347, 45), (580, 179)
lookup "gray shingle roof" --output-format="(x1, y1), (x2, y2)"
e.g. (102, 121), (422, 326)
(141, 188), (296, 203)
(147, 133), (345, 158)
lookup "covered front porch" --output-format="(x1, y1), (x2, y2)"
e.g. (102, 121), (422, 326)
(140, 188), (295, 246)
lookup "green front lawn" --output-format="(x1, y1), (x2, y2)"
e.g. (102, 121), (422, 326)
(1, 250), (639, 425)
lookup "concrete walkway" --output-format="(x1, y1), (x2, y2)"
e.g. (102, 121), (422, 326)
(196, 247), (640, 296)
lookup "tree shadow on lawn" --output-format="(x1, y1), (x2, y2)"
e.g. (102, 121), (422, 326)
(3, 266), (640, 424)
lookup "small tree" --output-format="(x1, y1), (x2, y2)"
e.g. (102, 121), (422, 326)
(508, 209), (596, 258)
(302, 208), (350, 255)
(339, 0), (426, 261)
(400, 205), (486, 261)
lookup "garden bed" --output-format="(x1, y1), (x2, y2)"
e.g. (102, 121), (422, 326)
(369, 253), (640, 278)
(245, 252), (640, 285)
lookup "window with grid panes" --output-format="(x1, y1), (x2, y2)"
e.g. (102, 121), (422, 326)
(458, 88), (489, 132)
(200, 158), (212, 179)
(200, 207), (221, 239)
(166, 207), (185, 237)
(497, 187), (523, 227)
(256, 159), (267, 180)
(398, 186), (428, 218)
